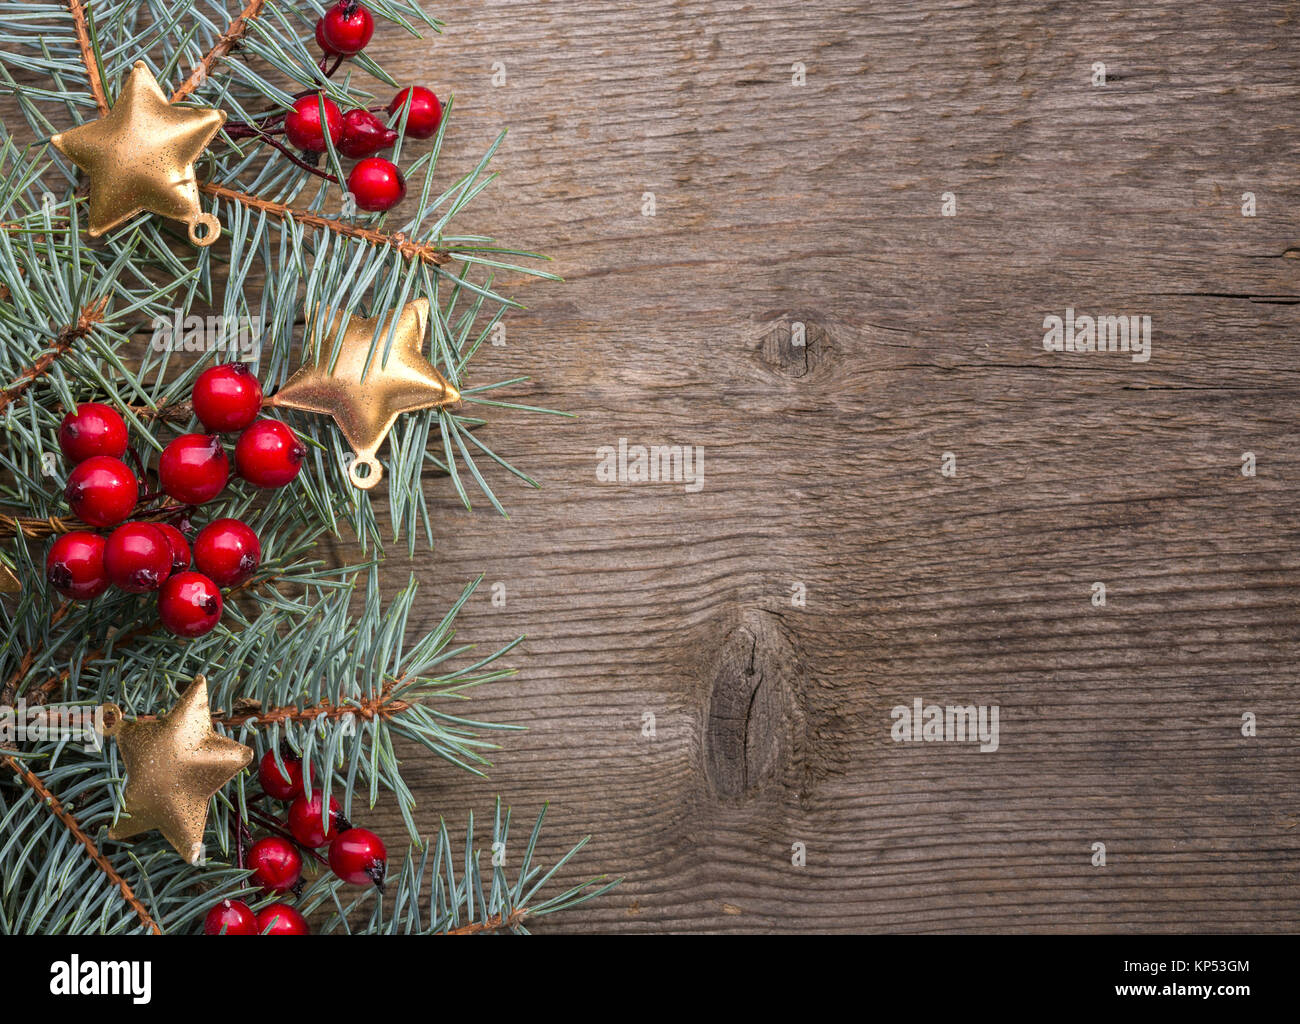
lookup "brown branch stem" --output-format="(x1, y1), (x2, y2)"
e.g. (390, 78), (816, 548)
(0, 296), (109, 416)
(443, 907), (529, 935)
(171, 0), (268, 103)
(2, 753), (161, 933)
(0, 503), (189, 541)
(216, 687), (412, 729)
(65, 0), (109, 116)
(200, 182), (451, 267)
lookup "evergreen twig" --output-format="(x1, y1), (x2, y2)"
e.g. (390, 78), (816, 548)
(64, 0), (109, 115)
(171, 0), (268, 103)
(199, 181), (451, 266)
(1, 754), (161, 935)
(0, 296), (108, 415)
(0, 0), (606, 935)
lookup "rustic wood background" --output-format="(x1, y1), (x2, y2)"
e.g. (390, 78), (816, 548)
(10, 0), (1300, 937)
(353, 0), (1300, 932)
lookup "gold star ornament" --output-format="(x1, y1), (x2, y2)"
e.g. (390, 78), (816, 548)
(268, 298), (461, 489)
(51, 61), (226, 246)
(105, 675), (251, 864)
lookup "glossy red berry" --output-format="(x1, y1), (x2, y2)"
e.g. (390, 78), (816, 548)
(193, 364), (264, 433)
(320, 2), (374, 56)
(58, 403), (128, 463)
(329, 827), (387, 886)
(338, 108), (398, 159)
(284, 94), (344, 152)
(65, 456), (137, 527)
(388, 86), (442, 139)
(154, 522), (192, 576)
(203, 899), (259, 935)
(289, 791), (342, 848)
(258, 750), (312, 802)
(314, 18), (337, 55)
(160, 434), (228, 505)
(257, 903), (309, 935)
(247, 836), (302, 893)
(194, 518), (260, 588)
(234, 419), (305, 488)
(45, 532), (109, 600)
(157, 571), (223, 637)
(347, 157), (405, 212)
(104, 523), (172, 593)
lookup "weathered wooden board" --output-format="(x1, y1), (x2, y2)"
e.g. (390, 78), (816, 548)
(348, 0), (1300, 932)
(12, 0), (1300, 932)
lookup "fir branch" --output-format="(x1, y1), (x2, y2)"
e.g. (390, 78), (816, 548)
(301, 800), (617, 935)
(0, 503), (190, 540)
(1, 753), (161, 934)
(443, 907), (528, 935)
(170, 0), (267, 103)
(0, 1), (608, 934)
(0, 295), (109, 416)
(217, 686), (412, 728)
(64, 0), (108, 116)
(6, 573), (278, 707)
(200, 181), (452, 266)
(0, 605), (71, 706)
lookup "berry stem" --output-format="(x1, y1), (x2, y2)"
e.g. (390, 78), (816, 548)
(124, 446), (148, 485)
(247, 804), (329, 866)
(225, 120), (287, 140)
(236, 126), (339, 184)
(234, 806), (250, 870)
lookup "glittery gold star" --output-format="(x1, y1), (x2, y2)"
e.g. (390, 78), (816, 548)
(107, 675), (251, 864)
(51, 61), (226, 246)
(268, 298), (461, 489)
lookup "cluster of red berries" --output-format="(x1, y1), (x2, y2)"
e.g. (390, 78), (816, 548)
(203, 749), (388, 935)
(47, 365), (306, 638)
(281, 2), (442, 212)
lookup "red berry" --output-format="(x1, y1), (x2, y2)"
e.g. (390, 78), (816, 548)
(338, 108), (398, 159)
(58, 403), (128, 463)
(157, 571), (223, 637)
(65, 456), (137, 527)
(234, 419), (305, 488)
(154, 522), (192, 575)
(45, 532), (109, 600)
(320, 2), (374, 56)
(388, 86), (442, 139)
(258, 750), (311, 802)
(194, 518), (260, 587)
(329, 827), (387, 886)
(248, 836), (302, 893)
(203, 899), (258, 935)
(160, 434), (228, 505)
(288, 792), (342, 848)
(104, 523), (172, 593)
(314, 18), (337, 55)
(284, 94), (344, 152)
(193, 364), (264, 433)
(347, 157), (405, 212)
(257, 903), (309, 935)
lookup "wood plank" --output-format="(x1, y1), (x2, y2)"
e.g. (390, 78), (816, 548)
(353, 0), (1300, 931)
(7, 0), (1299, 932)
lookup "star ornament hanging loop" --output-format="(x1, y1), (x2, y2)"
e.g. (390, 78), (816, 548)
(268, 297), (462, 489)
(51, 61), (226, 247)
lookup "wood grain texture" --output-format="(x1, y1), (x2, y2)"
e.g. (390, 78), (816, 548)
(347, 0), (1300, 933)
(12, 0), (1300, 932)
